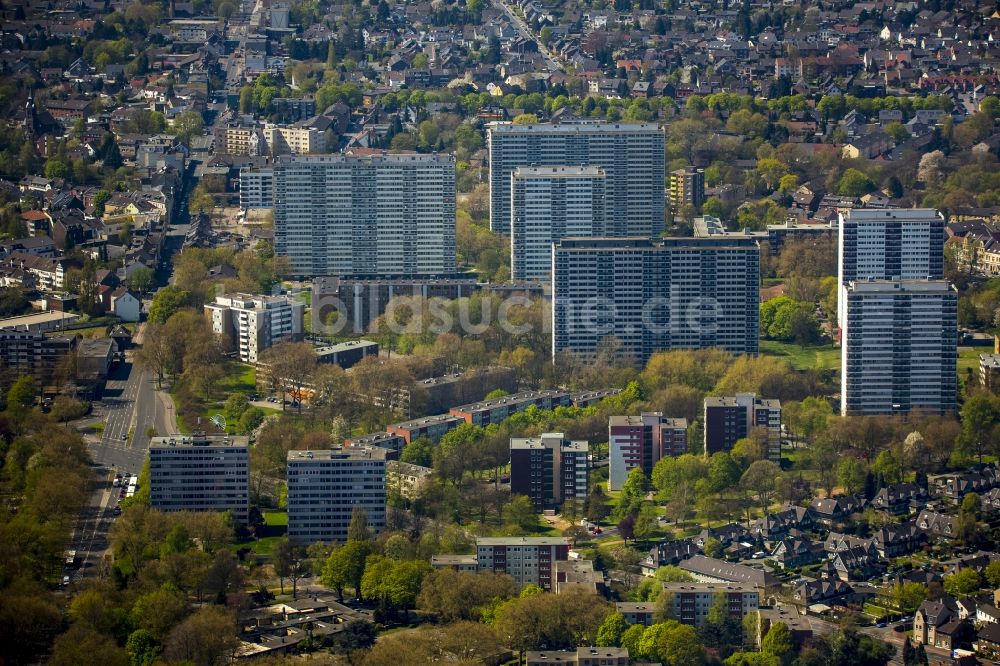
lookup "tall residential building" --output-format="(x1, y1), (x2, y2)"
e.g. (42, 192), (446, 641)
(205, 293), (304, 363)
(286, 448), (387, 543)
(476, 537), (570, 589)
(841, 280), (957, 416)
(149, 435), (250, 523)
(273, 154), (456, 278)
(608, 413), (688, 491)
(704, 394), (782, 461)
(836, 208), (945, 324)
(510, 432), (589, 510)
(487, 121), (665, 235)
(669, 166), (706, 211)
(239, 166), (273, 209)
(552, 236), (760, 363)
(510, 166), (606, 281)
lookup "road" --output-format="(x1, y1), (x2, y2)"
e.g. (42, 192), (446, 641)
(490, 0), (562, 72)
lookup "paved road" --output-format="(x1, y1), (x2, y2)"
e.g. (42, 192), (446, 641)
(70, 330), (161, 579)
(491, 0), (562, 72)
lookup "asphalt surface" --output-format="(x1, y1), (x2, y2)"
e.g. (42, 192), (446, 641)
(491, 0), (562, 71)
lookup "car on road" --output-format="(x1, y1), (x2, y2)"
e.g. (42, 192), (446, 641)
(121, 433), (128, 441)
(61, 575), (70, 587)
(113, 505), (122, 516)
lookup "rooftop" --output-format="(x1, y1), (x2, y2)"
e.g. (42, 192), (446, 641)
(287, 447), (387, 462)
(151, 434), (250, 448)
(476, 536), (570, 546)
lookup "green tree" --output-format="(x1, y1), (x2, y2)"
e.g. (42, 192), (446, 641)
(985, 560), (1000, 588)
(504, 494), (538, 531)
(125, 629), (161, 666)
(400, 436), (434, 467)
(6, 375), (36, 411)
(347, 506), (372, 543)
(657, 620), (706, 666)
(943, 568), (982, 597)
(172, 111), (205, 144)
(129, 266), (155, 294)
(836, 168), (875, 197)
(837, 457), (868, 495)
(761, 622), (796, 663)
(322, 540), (371, 601)
(513, 113), (539, 125)
(596, 611), (631, 647)
(148, 286), (190, 323)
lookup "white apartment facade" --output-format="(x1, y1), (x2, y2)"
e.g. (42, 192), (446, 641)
(836, 208), (945, 324)
(205, 293), (304, 363)
(841, 280), (957, 416)
(273, 154), (456, 277)
(239, 166), (273, 209)
(487, 121), (665, 236)
(286, 448), (387, 543)
(510, 166), (606, 281)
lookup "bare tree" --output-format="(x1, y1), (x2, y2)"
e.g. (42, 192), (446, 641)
(259, 342), (317, 413)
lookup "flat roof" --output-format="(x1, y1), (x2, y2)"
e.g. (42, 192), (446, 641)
(476, 536), (570, 546)
(0, 310), (78, 328)
(846, 279), (956, 293)
(151, 435), (249, 448)
(981, 354), (1000, 369)
(315, 339), (378, 354)
(452, 390), (568, 414)
(287, 447), (386, 461)
(513, 165), (605, 178)
(388, 414), (465, 430)
(489, 121), (662, 133)
(840, 208), (942, 222)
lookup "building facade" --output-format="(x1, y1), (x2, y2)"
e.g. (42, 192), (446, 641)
(487, 121), (665, 236)
(286, 448), (387, 543)
(552, 237), (760, 363)
(149, 435), (250, 523)
(449, 390), (572, 426)
(311, 275), (478, 335)
(264, 124), (322, 156)
(239, 166), (273, 209)
(704, 393), (782, 461)
(510, 166), (606, 281)
(669, 166), (705, 211)
(836, 208), (945, 324)
(608, 413), (688, 490)
(205, 293), (304, 363)
(510, 432), (588, 510)
(0, 330), (74, 385)
(981, 353), (1000, 393)
(660, 583), (760, 627)
(841, 280), (957, 416)
(273, 154), (456, 277)
(475, 537), (570, 589)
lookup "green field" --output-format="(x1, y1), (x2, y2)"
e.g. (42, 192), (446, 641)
(958, 347), (982, 381)
(760, 340), (840, 371)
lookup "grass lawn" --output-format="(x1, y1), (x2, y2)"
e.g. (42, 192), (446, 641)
(958, 347), (982, 385)
(217, 363), (257, 395)
(233, 511), (288, 557)
(264, 511), (288, 527)
(760, 340), (840, 371)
